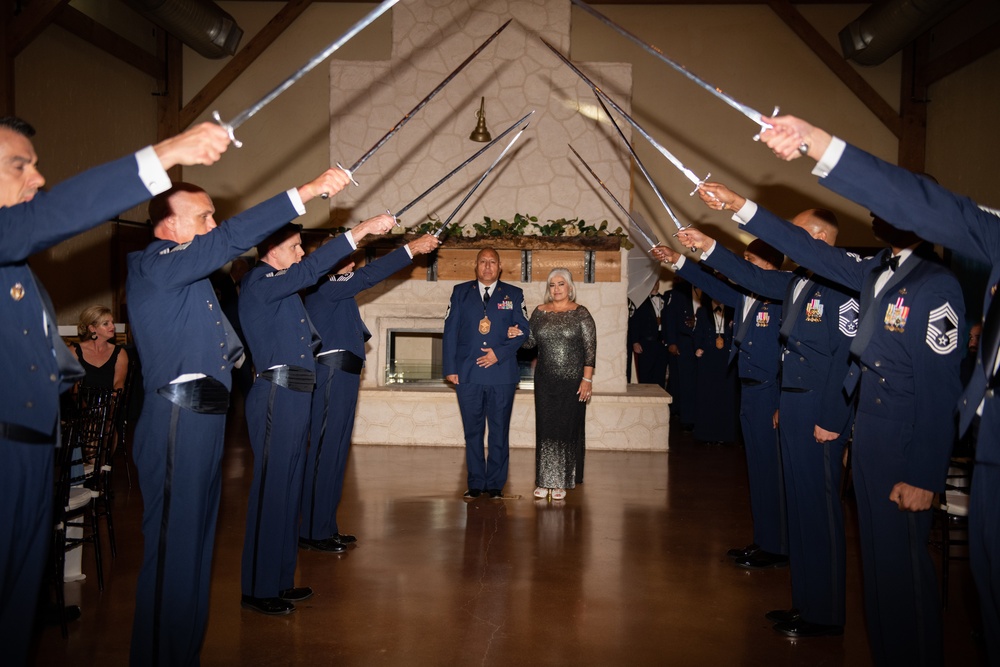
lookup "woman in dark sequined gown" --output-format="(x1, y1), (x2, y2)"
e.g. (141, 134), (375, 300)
(520, 268), (597, 500)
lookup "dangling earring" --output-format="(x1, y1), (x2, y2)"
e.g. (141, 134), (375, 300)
(90, 331), (98, 340)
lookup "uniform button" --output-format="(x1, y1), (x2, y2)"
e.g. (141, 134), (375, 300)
(300, 319), (305, 323)
(874, 360), (881, 367)
(747, 341), (752, 346)
(216, 321), (221, 325)
(220, 342), (225, 348)
(29, 364), (37, 371)
(222, 354), (228, 361)
(875, 398), (882, 405)
(795, 341), (801, 346)
(799, 357), (805, 362)
(25, 401), (33, 408)
(300, 354), (305, 359)
(49, 374), (57, 382)
(221, 366), (226, 371)
(879, 377), (886, 384)
(988, 389), (996, 399)
(861, 366), (867, 372)
(23, 329), (29, 335)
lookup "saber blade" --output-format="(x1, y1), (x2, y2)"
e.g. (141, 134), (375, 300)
(434, 119), (530, 238)
(595, 95), (685, 232)
(340, 19), (512, 186)
(395, 110), (535, 221)
(567, 145), (659, 253)
(213, 0), (400, 147)
(541, 39), (709, 195)
(571, 0), (776, 140)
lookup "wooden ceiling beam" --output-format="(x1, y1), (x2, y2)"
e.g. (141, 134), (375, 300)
(767, 0), (902, 138)
(6, 0), (69, 57)
(53, 6), (162, 79)
(179, 0), (314, 129)
(926, 20), (1000, 84)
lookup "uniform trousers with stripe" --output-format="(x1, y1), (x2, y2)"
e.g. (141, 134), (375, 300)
(241, 380), (310, 598)
(778, 390), (848, 627)
(301, 366), (359, 541)
(130, 394), (226, 666)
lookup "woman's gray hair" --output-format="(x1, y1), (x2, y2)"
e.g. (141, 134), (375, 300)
(543, 267), (576, 303)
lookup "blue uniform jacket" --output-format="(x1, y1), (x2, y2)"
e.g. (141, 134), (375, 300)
(239, 233), (354, 371)
(663, 282), (709, 350)
(705, 241), (858, 435)
(442, 280), (529, 385)
(3, 153), (154, 433)
(304, 245), (413, 358)
(819, 142), (1000, 463)
(127, 193), (300, 392)
(743, 206), (964, 491)
(676, 257), (782, 384)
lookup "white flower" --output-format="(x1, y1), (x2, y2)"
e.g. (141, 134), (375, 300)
(564, 225), (580, 237)
(461, 225), (477, 237)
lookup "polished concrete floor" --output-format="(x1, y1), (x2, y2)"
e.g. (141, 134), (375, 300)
(32, 406), (985, 666)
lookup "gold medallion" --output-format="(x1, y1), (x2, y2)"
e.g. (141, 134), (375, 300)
(479, 316), (491, 335)
(716, 335), (724, 350)
(10, 282), (24, 301)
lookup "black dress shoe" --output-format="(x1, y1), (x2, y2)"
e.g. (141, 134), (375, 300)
(463, 489), (482, 499)
(773, 618), (843, 638)
(278, 586), (313, 602)
(298, 537), (347, 553)
(241, 595), (295, 616)
(765, 608), (800, 624)
(736, 550), (789, 569)
(487, 488), (503, 499)
(335, 533), (357, 544)
(726, 543), (759, 560)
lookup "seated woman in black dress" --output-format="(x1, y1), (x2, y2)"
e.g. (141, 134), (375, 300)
(516, 268), (597, 501)
(73, 305), (128, 391)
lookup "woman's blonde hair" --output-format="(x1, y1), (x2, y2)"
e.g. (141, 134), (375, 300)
(543, 268), (576, 303)
(77, 305), (112, 340)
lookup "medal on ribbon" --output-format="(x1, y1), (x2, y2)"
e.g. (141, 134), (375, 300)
(479, 316), (491, 334)
(715, 335), (724, 350)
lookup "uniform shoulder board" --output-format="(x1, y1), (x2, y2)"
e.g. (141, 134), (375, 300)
(329, 272), (355, 282)
(845, 251), (864, 263)
(926, 302), (959, 355)
(838, 298), (859, 337)
(159, 241), (192, 255)
(265, 269), (288, 278)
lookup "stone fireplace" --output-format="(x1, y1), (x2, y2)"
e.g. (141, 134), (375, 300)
(328, 0), (670, 450)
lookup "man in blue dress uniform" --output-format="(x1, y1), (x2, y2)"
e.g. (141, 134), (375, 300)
(698, 180), (963, 664)
(300, 233), (440, 551)
(761, 115), (996, 662)
(443, 247), (530, 499)
(127, 167), (351, 664)
(238, 214), (396, 615)
(678, 211), (858, 639)
(0, 115), (229, 666)
(663, 279), (707, 430)
(628, 287), (669, 389)
(654, 240), (788, 569)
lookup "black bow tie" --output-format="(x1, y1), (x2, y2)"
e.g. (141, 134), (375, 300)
(880, 253), (900, 272)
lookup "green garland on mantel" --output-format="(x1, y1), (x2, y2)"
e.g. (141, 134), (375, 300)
(408, 213), (634, 250)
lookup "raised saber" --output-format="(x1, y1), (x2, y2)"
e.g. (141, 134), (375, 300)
(394, 110), (534, 221)
(212, 0), (400, 148)
(541, 39), (709, 196)
(433, 119), (530, 238)
(567, 144), (659, 253)
(337, 19), (512, 187)
(594, 95), (688, 235)
(571, 0), (778, 140)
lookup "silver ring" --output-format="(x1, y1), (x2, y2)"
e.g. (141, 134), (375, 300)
(797, 142), (809, 155)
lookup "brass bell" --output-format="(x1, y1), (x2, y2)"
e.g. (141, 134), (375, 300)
(469, 97), (492, 142)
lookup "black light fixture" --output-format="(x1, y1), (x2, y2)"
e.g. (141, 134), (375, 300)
(469, 97), (492, 142)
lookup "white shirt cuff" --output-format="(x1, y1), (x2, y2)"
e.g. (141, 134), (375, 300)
(286, 188), (306, 216)
(700, 240), (718, 260)
(812, 136), (847, 179)
(344, 230), (358, 249)
(404, 244), (414, 259)
(136, 146), (171, 196)
(672, 254), (686, 270)
(733, 200), (757, 226)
